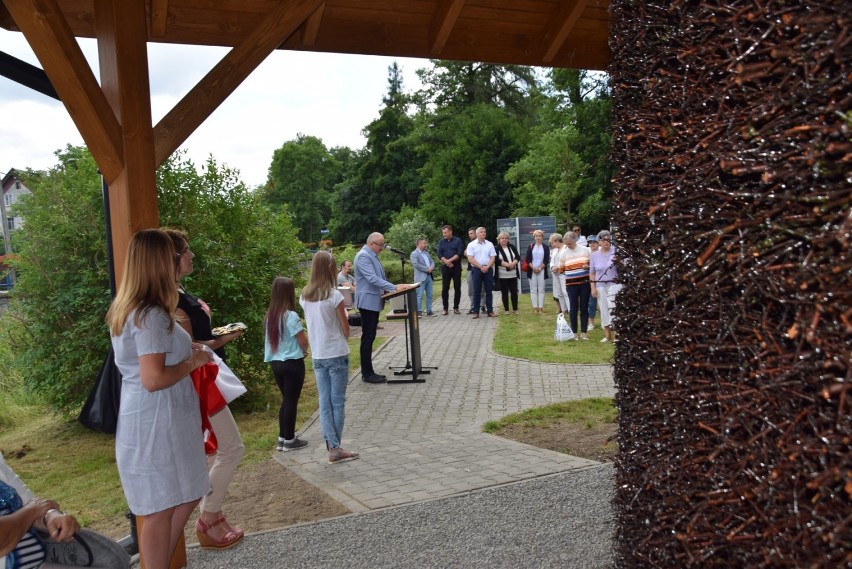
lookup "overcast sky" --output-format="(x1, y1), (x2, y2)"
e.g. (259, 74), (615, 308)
(0, 32), (427, 188)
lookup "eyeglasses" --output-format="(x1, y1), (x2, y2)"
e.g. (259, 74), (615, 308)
(370, 241), (385, 248)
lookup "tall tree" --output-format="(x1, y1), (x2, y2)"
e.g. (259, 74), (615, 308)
(415, 60), (538, 117)
(504, 70), (612, 231)
(264, 134), (340, 244)
(417, 103), (528, 231)
(329, 62), (422, 243)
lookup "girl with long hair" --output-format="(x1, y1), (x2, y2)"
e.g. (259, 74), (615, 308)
(264, 277), (309, 452)
(106, 229), (212, 569)
(299, 251), (358, 463)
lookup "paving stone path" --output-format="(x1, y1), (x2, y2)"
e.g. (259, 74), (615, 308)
(273, 286), (615, 512)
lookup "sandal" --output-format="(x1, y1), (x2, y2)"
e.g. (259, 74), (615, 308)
(328, 448), (360, 464)
(196, 517), (244, 550)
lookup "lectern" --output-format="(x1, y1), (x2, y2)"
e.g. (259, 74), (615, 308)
(382, 284), (435, 382)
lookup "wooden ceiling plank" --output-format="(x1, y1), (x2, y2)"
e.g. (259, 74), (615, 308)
(3, 0), (123, 180)
(151, 0), (169, 37)
(429, 0), (466, 56)
(153, 0), (325, 165)
(540, 0), (590, 64)
(301, 3), (325, 46)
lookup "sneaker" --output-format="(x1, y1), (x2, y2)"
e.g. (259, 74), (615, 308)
(588, 323), (595, 330)
(600, 338), (609, 343)
(580, 333), (589, 340)
(277, 438), (308, 452)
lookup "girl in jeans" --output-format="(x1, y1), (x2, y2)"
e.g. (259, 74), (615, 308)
(299, 251), (359, 464)
(265, 277), (309, 452)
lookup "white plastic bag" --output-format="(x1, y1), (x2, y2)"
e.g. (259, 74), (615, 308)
(201, 345), (247, 403)
(554, 313), (576, 342)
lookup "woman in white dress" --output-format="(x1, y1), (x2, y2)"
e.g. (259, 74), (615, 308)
(106, 229), (212, 569)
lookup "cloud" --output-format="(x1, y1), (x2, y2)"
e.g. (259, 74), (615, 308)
(1, 32), (427, 186)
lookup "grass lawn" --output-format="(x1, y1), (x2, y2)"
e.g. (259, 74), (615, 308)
(492, 293), (614, 364)
(483, 397), (616, 433)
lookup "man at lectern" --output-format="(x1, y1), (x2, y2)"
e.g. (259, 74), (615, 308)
(354, 232), (407, 384)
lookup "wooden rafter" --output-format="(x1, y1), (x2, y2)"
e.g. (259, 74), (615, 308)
(540, 0), (590, 64)
(150, 0), (169, 38)
(153, 0), (325, 166)
(301, 3), (325, 47)
(3, 0), (123, 181)
(429, 0), (466, 56)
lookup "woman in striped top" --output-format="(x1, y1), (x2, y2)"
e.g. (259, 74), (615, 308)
(561, 232), (592, 340)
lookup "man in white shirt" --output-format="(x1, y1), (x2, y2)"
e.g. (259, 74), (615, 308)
(465, 227), (497, 318)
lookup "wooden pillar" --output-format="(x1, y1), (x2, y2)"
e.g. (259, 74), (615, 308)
(95, 0), (158, 286)
(135, 515), (188, 569)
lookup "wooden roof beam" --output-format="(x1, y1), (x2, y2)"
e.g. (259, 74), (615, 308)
(429, 0), (466, 56)
(301, 3), (325, 47)
(4, 0), (123, 181)
(540, 0), (590, 64)
(153, 0), (325, 166)
(150, 0), (169, 38)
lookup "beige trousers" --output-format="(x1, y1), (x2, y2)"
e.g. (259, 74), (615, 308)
(200, 406), (245, 513)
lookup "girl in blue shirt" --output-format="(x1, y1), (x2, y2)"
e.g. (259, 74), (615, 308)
(264, 277), (310, 452)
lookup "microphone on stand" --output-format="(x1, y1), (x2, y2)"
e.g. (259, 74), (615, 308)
(384, 244), (407, 257)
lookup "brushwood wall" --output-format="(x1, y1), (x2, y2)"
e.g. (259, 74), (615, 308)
(608, 1), (850, 566)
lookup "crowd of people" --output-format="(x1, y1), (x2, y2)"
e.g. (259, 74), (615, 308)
(2, 222), (616, 568)
(431, 224), (619, 342)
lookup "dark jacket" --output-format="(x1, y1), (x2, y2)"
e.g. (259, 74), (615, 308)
(524, 242), (550, 280)
(494, 243), (521, 279)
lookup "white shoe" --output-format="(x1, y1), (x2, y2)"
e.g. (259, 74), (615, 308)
(588, 324), (595, 330)
(580, 333), (589, 340)
(600, 338), (609, 343)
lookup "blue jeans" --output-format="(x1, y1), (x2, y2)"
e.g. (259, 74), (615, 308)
(312, 355), (349, 449)
(471, 268), (493, 314)
(415, 276), (434, 313)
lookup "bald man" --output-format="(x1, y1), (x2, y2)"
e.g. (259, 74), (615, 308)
(354, 232), (407, 383)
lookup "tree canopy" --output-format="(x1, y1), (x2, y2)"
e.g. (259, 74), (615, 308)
(265, 60), (613, 244)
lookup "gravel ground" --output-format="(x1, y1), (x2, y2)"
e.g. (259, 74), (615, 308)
(185, 464), (615, 569)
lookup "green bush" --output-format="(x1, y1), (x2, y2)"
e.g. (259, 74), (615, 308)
(2, 147), (304, 412)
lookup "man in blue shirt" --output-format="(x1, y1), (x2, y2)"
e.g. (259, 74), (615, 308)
(436, 224), (464, 315)
(410, 238), (436, 316)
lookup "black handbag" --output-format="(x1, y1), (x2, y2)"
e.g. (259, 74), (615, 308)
(78, 348), (122, 434)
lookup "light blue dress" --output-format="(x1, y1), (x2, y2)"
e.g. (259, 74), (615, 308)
(111, 307), (210, 515)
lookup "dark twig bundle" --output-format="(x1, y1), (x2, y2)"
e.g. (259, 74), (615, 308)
(608, 1), (850, 566)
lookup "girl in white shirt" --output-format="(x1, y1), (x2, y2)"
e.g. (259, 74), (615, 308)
(299, 251), (359, 464)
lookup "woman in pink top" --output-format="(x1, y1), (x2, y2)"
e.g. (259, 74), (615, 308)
(589, 230), (620, 342)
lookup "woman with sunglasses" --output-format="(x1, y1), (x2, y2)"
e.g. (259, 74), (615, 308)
(589, 230), (620, 342)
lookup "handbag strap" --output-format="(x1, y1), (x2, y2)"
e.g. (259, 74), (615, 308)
(73, 532), (95, 567)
